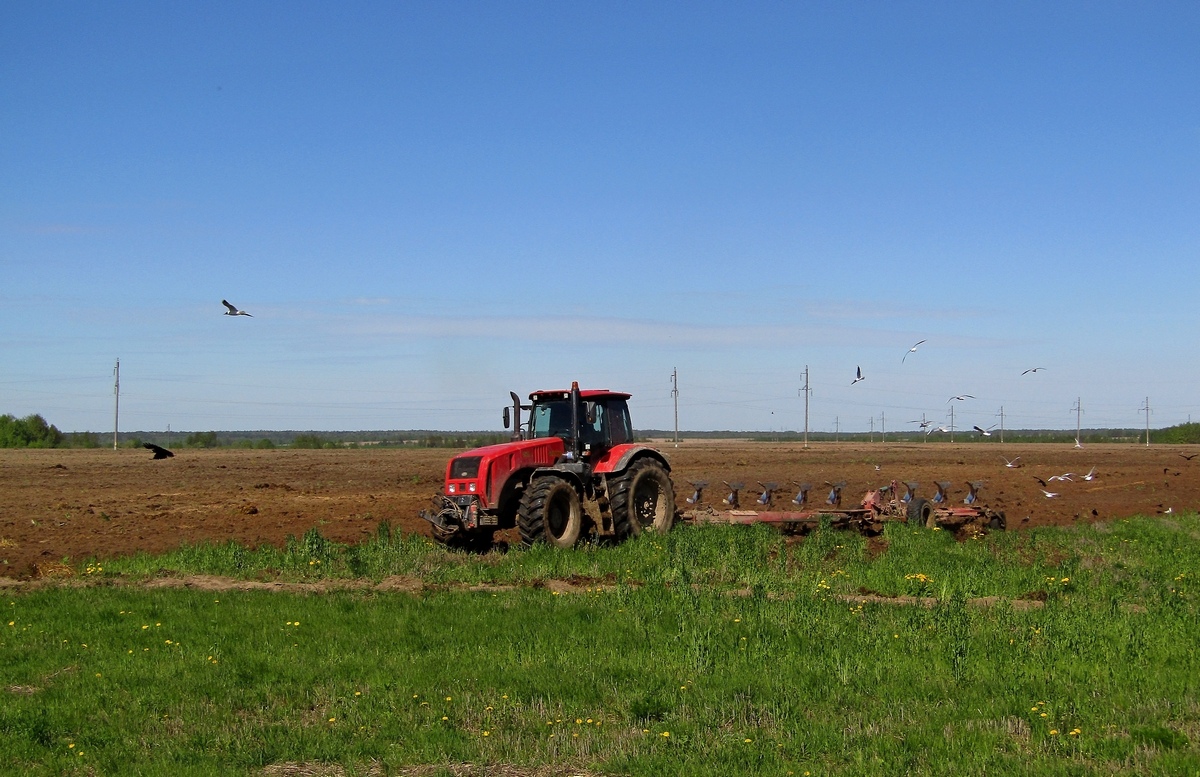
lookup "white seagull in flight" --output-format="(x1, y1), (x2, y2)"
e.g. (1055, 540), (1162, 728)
(851, 366), (865, 385)
(1022, 367), (1046, 375)
(903, 339), (927, 363)
(222, 299), (253, 317)
(1002, 456), (1021, 468)
(948, 394), (975, 403)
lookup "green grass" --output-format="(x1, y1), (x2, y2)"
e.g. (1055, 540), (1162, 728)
(3, 517), (1199, 775)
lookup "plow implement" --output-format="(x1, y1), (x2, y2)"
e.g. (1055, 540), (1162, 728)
(682, 480), (1005, 537)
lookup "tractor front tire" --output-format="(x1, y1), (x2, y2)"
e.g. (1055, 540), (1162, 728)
(907, 498), (933, 528)
(518, 476), (583, 548)
(611, 458), (676, 538)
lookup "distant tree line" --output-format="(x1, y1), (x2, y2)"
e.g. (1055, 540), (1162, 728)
(0, 414), (64, 448)
(8, 412), (1199, 449)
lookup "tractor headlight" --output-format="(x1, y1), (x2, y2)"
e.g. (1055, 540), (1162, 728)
(448, 484), (456, 494)
(468, 482), (476, 492)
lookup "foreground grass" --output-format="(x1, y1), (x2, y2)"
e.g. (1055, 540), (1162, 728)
(2, 517), (1198, 776)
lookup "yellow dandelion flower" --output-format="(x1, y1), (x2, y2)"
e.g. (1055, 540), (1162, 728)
(328, 717), (336, 723)
(69, 744), (75, 749)
(482, 731), (490, 737)
(1049, 729), (1058, 735)
(661, 731), (670, 738)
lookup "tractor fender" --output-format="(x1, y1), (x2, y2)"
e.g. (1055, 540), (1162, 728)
(595, 445), (672, 477)
(528, 466), (587, 495)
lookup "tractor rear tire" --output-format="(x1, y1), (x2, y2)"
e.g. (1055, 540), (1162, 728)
(518, 476), (583, 548)
(907, 498), (933, 528)
(611, 458), (676, 538)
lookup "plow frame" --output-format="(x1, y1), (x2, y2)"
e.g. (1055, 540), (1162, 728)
(683, 481), (1005, 536)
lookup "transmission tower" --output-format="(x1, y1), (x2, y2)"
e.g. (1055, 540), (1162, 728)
(798, 366), (811, 448)
(670, 368), (679, 447)
(112, 358), (120, 450)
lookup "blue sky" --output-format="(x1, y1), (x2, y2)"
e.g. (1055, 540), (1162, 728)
(3, 1), (1198, 433)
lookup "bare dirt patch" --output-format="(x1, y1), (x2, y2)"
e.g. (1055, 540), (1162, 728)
(1, 442), (1198, 580)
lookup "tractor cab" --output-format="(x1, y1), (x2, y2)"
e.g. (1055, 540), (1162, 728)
(518, 389), (633, 460)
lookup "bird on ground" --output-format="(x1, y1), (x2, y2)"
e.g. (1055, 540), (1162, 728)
(222, 299), (253, 317)
(1002, 456), (1021, 468)
(1021, 367), (1046, 375)
(1081, 466), (1098, 481)
(948, 394), (974, 402)
(902, 339), (926, 363)
(143, 443), (174, 460)
(851, 366), (865, 385)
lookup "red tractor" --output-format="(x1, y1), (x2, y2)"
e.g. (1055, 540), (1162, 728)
(421, 382), (677, 549)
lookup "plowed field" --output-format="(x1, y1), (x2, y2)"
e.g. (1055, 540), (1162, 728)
(2, 442), (1198, 579)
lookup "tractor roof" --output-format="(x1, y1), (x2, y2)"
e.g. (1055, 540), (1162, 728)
(529, 388), (632, 402)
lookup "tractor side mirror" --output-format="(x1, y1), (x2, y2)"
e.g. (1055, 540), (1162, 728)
(584, 402), (597, 425)
(503, 407), (511, 429)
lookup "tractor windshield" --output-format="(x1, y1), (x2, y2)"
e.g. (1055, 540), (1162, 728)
(529, 400), (573, 440)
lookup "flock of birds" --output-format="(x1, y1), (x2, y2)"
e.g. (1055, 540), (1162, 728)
(850, 339), (1046, 438)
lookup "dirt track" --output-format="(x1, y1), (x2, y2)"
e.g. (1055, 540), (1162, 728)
(2, 442), (1198, 580)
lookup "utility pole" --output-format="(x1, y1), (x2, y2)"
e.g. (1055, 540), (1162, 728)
(996, 406), (1005, 444)
(1072, 397), (1083, 447)
(880, 411), (886, 443)
(947, 404), (955, 443)
(112, 358), (120, 450)
(670, 368), (679, 448)
(798, 366), (811, 448)
(1141, 397), (1151, 447)
(834, 416), (839, 443)
(868, 416), (875, 443)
